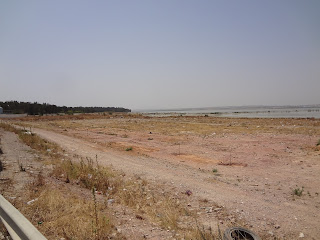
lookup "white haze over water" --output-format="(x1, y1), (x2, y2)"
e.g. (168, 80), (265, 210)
(137, 105), (320, 119)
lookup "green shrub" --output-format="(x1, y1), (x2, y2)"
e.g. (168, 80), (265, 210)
(293, 187), (304, 196)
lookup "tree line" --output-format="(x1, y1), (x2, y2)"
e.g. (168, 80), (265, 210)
(0, 101), (131, 115)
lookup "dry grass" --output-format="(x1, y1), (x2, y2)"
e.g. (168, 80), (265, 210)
(10, 112), (121, 122)
(51, 158), (121, 195)
(19, 131), (62, 157)
(51, 157), (192, 232)
(185, 225), (223, 240)
(0, 122), (63, 158)
(17, 115), (320, 137)
(0, 122), (20, 133)
(115, 177), (186, 231)
(14, 180), (119, 240)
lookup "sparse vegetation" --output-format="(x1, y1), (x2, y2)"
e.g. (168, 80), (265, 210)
(212, 168), (218, 173)
(0, 122), (63, 158)
(51, 158), (119, 193)
(51, 156), (192, 232)
(293, 187), (304, 197)
(317, 139), (320, 146)
(125, 147), (133, 151)
(91, 188), (99, 239)
(15, 183), (117, 240)
(0, 122), (20, 133)
(189, 224), (222, 240)
(18, 161), (25, 172)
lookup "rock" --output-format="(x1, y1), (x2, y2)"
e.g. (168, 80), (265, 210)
(27, 198), (38, 205)
(268, 231), (274, 236)
(136, 214), (144, 220)
(107, 199), (115, 204)
(299, 232), (304, 238)
(185, 190), (192, 196)
(274, 224), (280, 229)
(206, 207), (213, 213)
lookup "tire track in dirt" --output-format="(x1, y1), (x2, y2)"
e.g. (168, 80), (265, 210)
(33, 128), (319, 238)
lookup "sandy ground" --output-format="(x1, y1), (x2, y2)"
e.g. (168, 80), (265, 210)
(7, 115), (316, 239)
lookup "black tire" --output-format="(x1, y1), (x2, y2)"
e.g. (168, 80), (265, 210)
(223, 227), (261, 240)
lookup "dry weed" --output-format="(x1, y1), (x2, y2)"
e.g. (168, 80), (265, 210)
(17, 185), (118, 240)
(52, 158), (190, 232)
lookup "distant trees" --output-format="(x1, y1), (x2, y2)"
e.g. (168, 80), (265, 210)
(0, 101), (131, 115)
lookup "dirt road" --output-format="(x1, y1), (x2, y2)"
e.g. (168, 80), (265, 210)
(32, 127), (320, 239)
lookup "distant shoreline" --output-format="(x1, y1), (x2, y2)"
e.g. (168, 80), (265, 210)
(135, 105), (320, 119)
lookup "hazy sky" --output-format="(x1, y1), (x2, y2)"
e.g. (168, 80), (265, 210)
(1, 1), (319, 110)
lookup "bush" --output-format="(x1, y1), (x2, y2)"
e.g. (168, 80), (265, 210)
(293, 187), (304, 196)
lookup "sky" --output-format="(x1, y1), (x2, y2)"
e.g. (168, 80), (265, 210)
(0, 1), (319, 110)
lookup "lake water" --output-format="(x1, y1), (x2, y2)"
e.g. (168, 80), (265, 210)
(137, 105), (320, 119)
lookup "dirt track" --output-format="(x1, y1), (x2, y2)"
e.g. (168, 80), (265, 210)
(31, 125), (320, 239)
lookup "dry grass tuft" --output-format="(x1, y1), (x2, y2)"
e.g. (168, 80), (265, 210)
(0, 122), (62, 158)
(17, 184), (118, 240)
(0, 122), (20, 133)
(185, 224), (223, 240)
(52, 157), (189, 232)
(18, 131), (62, 157)
(51, 158), (121, 195)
